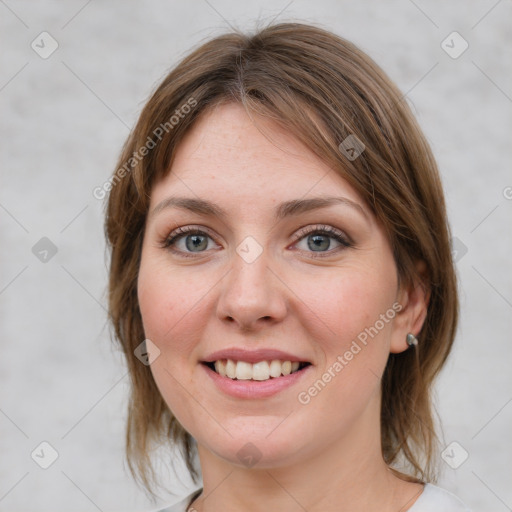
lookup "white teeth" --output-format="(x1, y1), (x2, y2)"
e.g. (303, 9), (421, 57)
(210, 359), (306, 381)
(214, 360), (226, 377)
(252, 361), (270, 381)
(225, 359), (237, 379)
(236, 361), (253, 380)
(269, 360), (282, 378)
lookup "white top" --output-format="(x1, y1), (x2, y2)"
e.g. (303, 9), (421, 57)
(155, 483), (471, 511)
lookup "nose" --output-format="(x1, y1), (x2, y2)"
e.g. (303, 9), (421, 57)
(216, 248), (288, 332)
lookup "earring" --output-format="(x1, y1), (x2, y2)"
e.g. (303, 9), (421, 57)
(406, 333), (418, 347)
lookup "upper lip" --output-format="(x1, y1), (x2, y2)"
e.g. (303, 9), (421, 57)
(201, 348), (311, 364)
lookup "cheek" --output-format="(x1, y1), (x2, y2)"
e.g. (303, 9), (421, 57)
(290, 270), (397, 437)
(296, 265), (397, 355)
(137, 256), (209, 360)
(137, 257), (207, 426)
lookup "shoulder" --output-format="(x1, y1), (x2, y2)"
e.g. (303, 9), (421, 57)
(151, 488), (202, 512)
(409, 483), (471, 511)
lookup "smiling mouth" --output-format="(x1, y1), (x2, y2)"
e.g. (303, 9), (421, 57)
(202, 359), (311, 381)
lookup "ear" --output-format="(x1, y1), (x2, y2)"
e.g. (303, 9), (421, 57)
(390, 260), (430, 354)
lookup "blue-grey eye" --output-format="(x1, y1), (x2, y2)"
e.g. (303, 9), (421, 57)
(164, 228), (215, 253)
(184, 234), (209, 252)
(307, 234), (332, 251)
(294, 228), (349, 254)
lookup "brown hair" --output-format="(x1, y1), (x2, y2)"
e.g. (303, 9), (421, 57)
(105, 22), (458, 495)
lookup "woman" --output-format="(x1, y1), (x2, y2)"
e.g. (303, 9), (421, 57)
(105, 22), (470, 511)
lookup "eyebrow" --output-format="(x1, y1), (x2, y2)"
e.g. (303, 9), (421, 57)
(149, 195), (369, 222)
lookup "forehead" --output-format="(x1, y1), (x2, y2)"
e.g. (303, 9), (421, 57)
(150, 102), (364, 211)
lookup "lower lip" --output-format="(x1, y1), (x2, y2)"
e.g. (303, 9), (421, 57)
(201, 363), (313, 399)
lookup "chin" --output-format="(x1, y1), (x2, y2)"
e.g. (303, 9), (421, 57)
(196, 425), (311, 470)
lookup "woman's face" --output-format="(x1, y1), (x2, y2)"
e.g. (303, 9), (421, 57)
(138, 102), (411, 469)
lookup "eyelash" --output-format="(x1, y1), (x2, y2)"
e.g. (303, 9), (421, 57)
(160, 224), (352, 259)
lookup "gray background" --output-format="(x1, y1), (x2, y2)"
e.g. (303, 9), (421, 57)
(1, 1), (511, 511)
